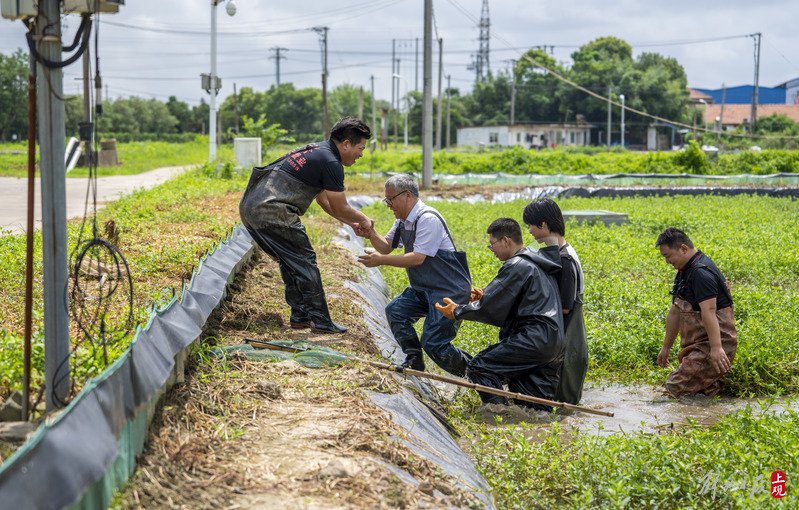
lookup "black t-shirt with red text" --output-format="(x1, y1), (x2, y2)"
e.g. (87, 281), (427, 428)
(672, 250), (733, 311)
(278, 140), (345, 192)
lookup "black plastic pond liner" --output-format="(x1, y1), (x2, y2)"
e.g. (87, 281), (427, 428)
(557, 185), (799, 199)
(0, 227), (256, 510)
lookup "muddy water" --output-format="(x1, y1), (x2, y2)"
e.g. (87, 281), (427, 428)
(431, 378), (796, 438)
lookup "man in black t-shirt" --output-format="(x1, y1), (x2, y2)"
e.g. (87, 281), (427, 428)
(655, 227), (738, 397)
(239, 117), (374, 334)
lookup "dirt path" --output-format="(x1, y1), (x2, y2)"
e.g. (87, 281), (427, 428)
(0, 166), (192, 235)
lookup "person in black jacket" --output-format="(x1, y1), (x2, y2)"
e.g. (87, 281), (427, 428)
(436, 218), (564, 411)
(523, 198), (588, 405)
(239, 117), (374, 334)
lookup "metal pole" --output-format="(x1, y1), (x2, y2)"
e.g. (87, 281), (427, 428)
(37, 0), (71, 410)
(446, 74), (451, 150)
(391, 39), (395, 123)
(23, 51), (37, 421)
(510, 59), (516, 126)
(394, 59), (399, 148)
(750, 32), (761, 133)
(421, 0), (433, 189)
(606, 83), (612, 149)
(435, 38), (443, 151)
(234, 82), (239, 134)
(370, 75), (376, 137)
(620, 94), (625, 148)
(415, 37), (419, 92)
(209, 0), (218, 161)
(322, 27), (329, 139)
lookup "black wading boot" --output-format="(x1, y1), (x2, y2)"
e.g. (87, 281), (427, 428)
(289, 306), (313, 329)
(399, 354), (425, 372)
(307, 292), (347, 334)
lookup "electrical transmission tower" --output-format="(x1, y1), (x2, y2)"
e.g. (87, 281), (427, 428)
(468, 0), (490, 83)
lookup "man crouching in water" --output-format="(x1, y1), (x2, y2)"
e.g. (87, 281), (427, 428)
(436, 218), (564, 411)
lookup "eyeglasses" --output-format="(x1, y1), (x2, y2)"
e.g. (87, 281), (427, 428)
(487, 237), (505, 249)
(382, 190), (407, 206)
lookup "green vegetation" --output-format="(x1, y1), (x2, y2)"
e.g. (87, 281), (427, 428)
(467, 404), (797, 508)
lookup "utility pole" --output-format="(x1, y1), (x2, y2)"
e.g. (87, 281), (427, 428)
(234, 82), (239, 134)
(750, 32), (761, 133)
(391, 39), (395, 143)
(415, 37), (419, 92)
(606, 83), (612, 149)
(719, 83), (727, 129)
(269, 46), (287, 86)
(370, 75), (376, 139)
(422, 0), (433, 189)
(394, 58), (400, 148)
(436, 38), (443, 150)
(446, 74), (451, 150)
(313, 27), (329, 138)
(509, 59), (516, 126)
(37, 0), (70, 410)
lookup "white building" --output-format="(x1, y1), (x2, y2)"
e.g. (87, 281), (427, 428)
(457, 123), (592, 149)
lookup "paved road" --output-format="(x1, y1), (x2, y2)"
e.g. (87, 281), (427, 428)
(0, 166), (191, 235)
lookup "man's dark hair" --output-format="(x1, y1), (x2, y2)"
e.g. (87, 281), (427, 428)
(522, 198), (566, 236)
(330, 116), (371, 144)
(655, 227), (694, 250)
(487, 217), (523, 245)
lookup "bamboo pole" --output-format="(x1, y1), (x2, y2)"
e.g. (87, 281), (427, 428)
(245, 339), (614, 418)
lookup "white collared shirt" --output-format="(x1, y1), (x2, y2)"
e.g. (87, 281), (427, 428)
(385, 200), (455, 256)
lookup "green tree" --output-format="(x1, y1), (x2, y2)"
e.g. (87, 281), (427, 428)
(329, 83), (372, 121)
(562, 37), (689, 145)
(756, 113), (799, 135)
(191, 99), (210, 134)
(0, 49), (28, 141)
(263, 83), (322, 140)
(466, 71), (513, 126)
(236, 114), (295, 159)
(514, 49), (567, 123)
(166, 96), (193, 133)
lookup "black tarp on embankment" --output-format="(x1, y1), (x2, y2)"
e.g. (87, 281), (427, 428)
(0, 227), (255, 510)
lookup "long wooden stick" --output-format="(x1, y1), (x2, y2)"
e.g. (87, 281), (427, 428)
(244, 338), (614, 418)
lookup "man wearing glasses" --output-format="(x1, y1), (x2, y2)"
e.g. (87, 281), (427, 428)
(358, 174), (472, 376)
(435, 218), (565, 411)
(240, 117), (374, 334)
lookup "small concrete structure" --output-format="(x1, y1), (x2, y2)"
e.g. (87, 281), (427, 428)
(563, 209), (629, 227)
(234, 137), (262, 168)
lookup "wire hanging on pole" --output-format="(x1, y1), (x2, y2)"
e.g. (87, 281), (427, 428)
(53, 6), (135, 407)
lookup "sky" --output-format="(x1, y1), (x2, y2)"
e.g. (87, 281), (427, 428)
(2, 0), (799, 115)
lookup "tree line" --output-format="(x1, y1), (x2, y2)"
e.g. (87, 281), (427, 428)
(2, 37), (797, 146)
